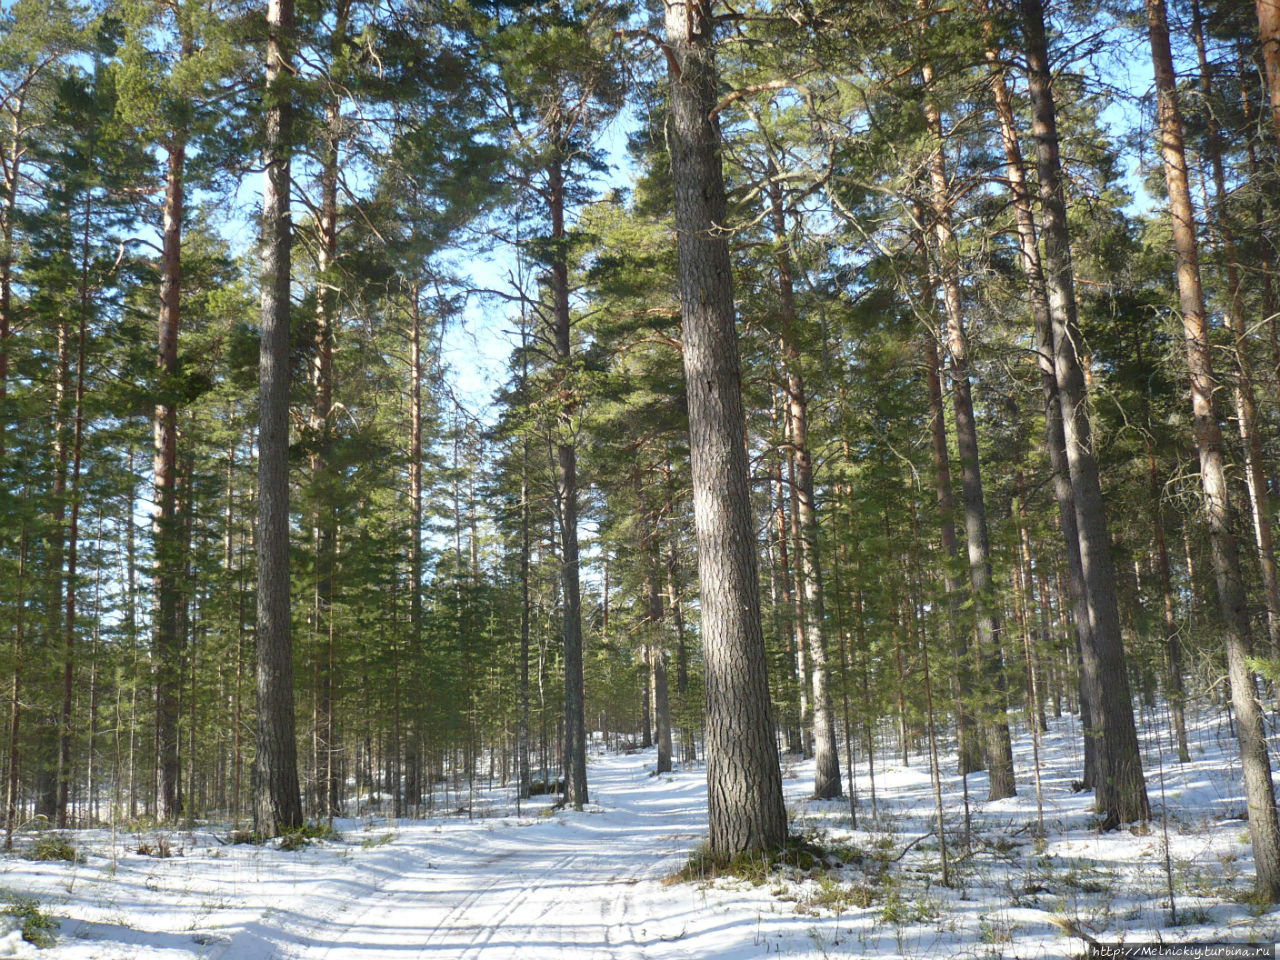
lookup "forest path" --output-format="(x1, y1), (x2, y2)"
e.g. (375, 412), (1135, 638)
(261, 750), (707, 960)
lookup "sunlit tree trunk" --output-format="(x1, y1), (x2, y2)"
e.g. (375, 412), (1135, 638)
(547, 151), (587, 809)
(255, 0), (303, 836)
(768, 175), (840, 799)
(922, 60), (1014, 800)
(663, 0), (786, 855)
(1146, 0), (1280, 899)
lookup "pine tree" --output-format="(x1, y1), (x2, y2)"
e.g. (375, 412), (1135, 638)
(662, 0), (786, 857)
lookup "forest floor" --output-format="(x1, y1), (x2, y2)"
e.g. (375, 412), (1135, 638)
(2, 708), (1279, 958)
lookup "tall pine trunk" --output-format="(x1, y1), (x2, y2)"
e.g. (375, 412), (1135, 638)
(920, 258), (981, 776)
(984, 43), (1099, 789)
(663, 0), (786, 855)
(1256, 0), (1280, 141)
(153, 132), (186, 822)
(311, 51), (344, 816)
(922, 61), (1015, 800)
(56, 205), (91, 828)
(1190, 0), (1280, 666)
(641, 481), (673, 774)
(546, 152), (587, 810)
(1146, 0), (1280, 899)
(4, 523), (26, 848)
(768, 175), (840, 799)
(255, 0), (303, 837)
(1019, 0), (1149, 823)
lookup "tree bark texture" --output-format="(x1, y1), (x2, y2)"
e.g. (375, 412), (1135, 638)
(1147, 0), (1280, 899)
(255, 0), (303, 837)
(1018, 0), (1150, 823)
(548, 154), (588, 810)
(663, 0), (787, 856)
(153, 133), (186, 822)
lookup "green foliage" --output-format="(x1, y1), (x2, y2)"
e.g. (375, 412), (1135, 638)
(278, 821), (342, 851)
(22, 834), (79, 863)
(1, 895), (57, 949)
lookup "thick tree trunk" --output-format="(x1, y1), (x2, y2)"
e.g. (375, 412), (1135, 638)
(663, 0), (786, 856)
(255, 0), (303, 837)
(1257, 0), (1280, 142)
(153, 134), (186, 822)
(547, 154), (588, 810)
(922, 65), (1015, 800)
(1016, 0), (1150, 823)
(768, 177), (840, 799)
(985, 52), (1099, 789)
(1147, 0), (1280, 900)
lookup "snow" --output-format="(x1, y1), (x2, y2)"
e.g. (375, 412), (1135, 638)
(3, 708), (1279, 958)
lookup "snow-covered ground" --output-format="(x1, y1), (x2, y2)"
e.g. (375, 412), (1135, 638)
(3, 708), (1279, 958)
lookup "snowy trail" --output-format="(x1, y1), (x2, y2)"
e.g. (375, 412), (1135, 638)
(16, 712), (1280, 958)
(226, 751), (707, 960)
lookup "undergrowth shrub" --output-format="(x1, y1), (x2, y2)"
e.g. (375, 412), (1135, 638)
(2, 895), (56, 948)
(22, 834), (79, 863)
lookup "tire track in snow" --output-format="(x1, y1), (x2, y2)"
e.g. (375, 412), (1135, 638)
(277, 756), (704, 960)
(451, 851), (585, 960)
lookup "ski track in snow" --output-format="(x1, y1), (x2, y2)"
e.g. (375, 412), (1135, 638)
(218, 752), (705, 960)
(7, 711), (1280, 958)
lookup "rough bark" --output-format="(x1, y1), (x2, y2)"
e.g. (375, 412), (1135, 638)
(1016, 0), (1150, 822)
(663, 0), (787, 855)
(255, 0), (303, 837)
(153, 132), (186, 823)
(547, 153), (588, 810)
(1146, 0), (1280, 899)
